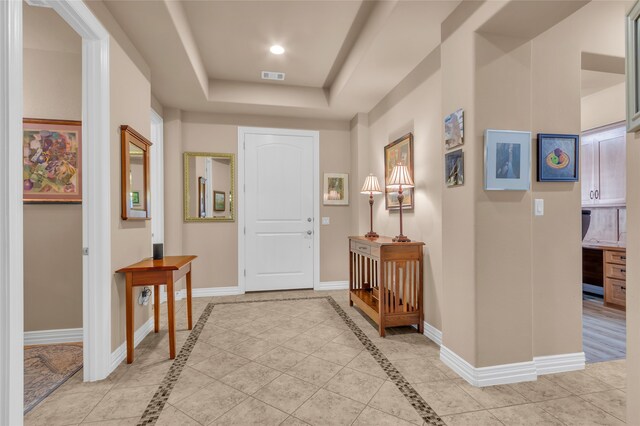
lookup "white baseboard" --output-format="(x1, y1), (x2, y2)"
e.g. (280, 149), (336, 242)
(24, 328), (83, 345)
(316, 281), (349, 291)
(109, 317), (154, 373)
(159, 286), (245, 303)
(440, 345), (537, 387)
(534, 352), (585, 375)
(423, 322), (442, 346)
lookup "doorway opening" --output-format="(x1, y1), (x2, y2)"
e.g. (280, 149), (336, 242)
(580, 59), (627, 363)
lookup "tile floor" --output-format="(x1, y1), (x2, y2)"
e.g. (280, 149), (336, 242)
(24, 290), (628, 426)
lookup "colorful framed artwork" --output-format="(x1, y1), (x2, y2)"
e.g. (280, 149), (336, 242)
(214, 190), (226, 211)
(537, 133), (579, 182)
(23, 118), (82, 203)
(384, 133), (414, 210)
(484, 129), (531, 191)
(445, 109), (464, 150)
(323, 173), (349, 205)
(445, 149), (464, 187)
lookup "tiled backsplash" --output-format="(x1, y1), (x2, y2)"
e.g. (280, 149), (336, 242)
(583, 207), (626, 245)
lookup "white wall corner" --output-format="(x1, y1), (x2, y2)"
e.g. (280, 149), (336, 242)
(534, 352), (585, 376)
(316, 281), (349, 291)
(440, 345), (537, 387)
(423, 322), (442, 346)
(109, 317), (154, 373)
(24, 328), (83, 346)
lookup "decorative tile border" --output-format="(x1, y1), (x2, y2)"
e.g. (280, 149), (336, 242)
(137, 296), (443, 426)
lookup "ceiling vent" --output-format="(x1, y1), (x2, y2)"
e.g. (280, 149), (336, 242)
(261, 71), (285, 81)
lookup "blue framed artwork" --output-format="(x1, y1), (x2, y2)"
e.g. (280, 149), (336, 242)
(537, 133), (579, 182)
(484, 129), (531, 191)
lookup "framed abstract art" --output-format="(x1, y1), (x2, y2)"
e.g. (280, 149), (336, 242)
(23, 118), (82, 203)
(445, 149), (464, 187)
(537, 133), (579, 182)
(384, 133), (414, 210)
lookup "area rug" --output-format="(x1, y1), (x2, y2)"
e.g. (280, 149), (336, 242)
(136, 296), (445, 426)
(24, 342), (83, 414)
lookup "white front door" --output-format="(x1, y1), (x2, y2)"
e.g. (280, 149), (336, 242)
(242, 128), (317, 291)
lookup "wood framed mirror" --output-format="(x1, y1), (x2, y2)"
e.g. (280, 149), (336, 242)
(121, 125), (152, 220)
(184, 152), (235, 222)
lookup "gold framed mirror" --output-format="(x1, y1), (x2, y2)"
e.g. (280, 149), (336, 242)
(121, 125), (151, 220)
(184, 152), (235, 222)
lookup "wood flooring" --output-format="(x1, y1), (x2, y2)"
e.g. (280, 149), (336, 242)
(583, 295), (626, 363)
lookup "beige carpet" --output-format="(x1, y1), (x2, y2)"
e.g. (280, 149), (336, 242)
(24, 343), (83, 414)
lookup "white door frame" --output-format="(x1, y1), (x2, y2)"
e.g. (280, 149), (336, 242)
(150, 108), (164, 245)
(1, 0), (111, 420)
(237, 127), (320, 293)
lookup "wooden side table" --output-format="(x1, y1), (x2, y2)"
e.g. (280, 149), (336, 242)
(348, 236), (424, 337)
(116, 255), (197, 363)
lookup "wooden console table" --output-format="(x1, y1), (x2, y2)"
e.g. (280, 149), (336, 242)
(116, 255), (197, 363)
(349, 236), (424, 337)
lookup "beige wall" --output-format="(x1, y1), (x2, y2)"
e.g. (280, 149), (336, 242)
(365, 63), (443, 330)
(164, 111), (351, 289)
(23, 5), (82, 332)
(581, 82), (625, 131)
(109, 39), (153, 351)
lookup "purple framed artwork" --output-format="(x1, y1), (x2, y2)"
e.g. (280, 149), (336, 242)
(23, 118), (82, 203)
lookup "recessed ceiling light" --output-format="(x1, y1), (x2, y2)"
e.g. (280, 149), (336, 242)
(270, 45), (285, 55)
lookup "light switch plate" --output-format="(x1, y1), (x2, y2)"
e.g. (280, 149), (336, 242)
(322, 217), (330, 225)
(535, 199), (544, 216)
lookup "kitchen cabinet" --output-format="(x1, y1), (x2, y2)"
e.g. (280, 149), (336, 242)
(581, 122), (626, 207)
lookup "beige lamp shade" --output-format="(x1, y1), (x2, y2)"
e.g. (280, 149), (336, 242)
(387, 163), (414, 189)
(361, 174), (382, 194)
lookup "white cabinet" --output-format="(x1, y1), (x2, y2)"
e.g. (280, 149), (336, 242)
(581, 123), (626, 207)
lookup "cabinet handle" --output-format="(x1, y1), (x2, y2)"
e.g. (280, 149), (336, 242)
(358, 246), (368, 251)
(621, 256), (627, 260)
(621, 269), (626, 273)
(621, 286), (626, 291)
(595, 189), (599, 199)
(590, 190), (594, 200)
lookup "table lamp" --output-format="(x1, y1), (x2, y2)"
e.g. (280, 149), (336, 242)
(360, 174), (382, 238)
(387, 163), (414, 242)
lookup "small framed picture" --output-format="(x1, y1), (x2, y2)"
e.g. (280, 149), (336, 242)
(323, 173), (349, 205)
(484, 129), (531, 191)
(131, 191), (140, 206)
(213, 190), (226, 211)
(445, 109), (464, 150)
(445, 149), (464, 187)
(537, 134), (579, 182)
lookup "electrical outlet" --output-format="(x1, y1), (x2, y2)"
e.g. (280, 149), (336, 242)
(322, 217), (330, 225)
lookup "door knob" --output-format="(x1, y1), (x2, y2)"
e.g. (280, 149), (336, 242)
(307, 218), (312, 222)
(307, 230), (313, 235)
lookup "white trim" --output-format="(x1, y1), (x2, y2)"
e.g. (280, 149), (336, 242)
(161, 286), (244, 303)
(24, 0), (112, 386)
(0, 1), (24, 423)
(440, 345), (537, 387)
(316, 281), (349, 291)
(150, 109), (164, 245)
(24, 328), (83, 345)
(627, 1), (640, 132)
(237, 127), (320, 293)
(192, 286), (244, 298)
(534, 352), (585, 376)
(109, 317), (154, 373)
(423, 322), (442, 347)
